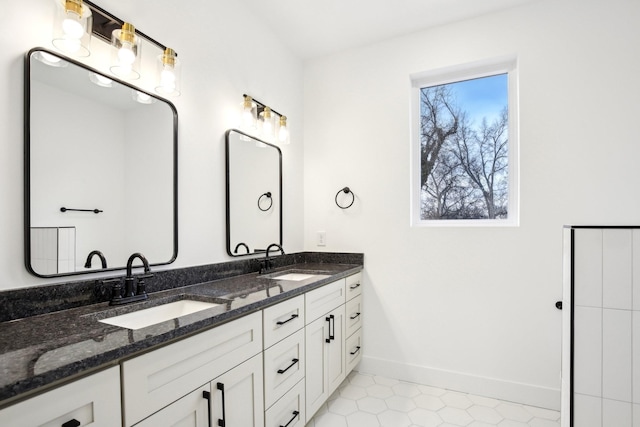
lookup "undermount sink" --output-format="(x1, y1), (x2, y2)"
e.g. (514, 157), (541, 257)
(98, 300), (220, 330)
(264, 269), (332, 281)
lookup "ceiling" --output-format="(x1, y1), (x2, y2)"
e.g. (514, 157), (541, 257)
(240, 0), (541, 60)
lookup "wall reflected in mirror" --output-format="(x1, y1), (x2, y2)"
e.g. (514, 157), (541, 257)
(25, 48), (178, 277)
(225, 129), (282, 257)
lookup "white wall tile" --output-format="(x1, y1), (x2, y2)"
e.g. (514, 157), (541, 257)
(574, 306), (602, 396)
(575, 229), (603, 307)
(603, 229), (633, 310)
(603, 398), (632, 427)
(603, 309), (632, 402)
(574, 393), (602, 427)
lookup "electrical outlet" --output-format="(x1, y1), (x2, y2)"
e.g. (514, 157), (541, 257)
(317, 231), (326, 246)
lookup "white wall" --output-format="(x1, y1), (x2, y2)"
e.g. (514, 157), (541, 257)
(303, 0), (640, 409)
(0, 0), (304, 288)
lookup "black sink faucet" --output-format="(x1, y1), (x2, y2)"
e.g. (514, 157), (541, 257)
(106, 252), (153, 305)
(261, 243), (285, 273)
(84, 250), (107, 269)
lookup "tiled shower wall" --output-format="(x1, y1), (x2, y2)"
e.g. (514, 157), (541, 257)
(570, 228), (640, 426)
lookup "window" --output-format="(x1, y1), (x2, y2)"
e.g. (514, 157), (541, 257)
(411, 57), (518, 226)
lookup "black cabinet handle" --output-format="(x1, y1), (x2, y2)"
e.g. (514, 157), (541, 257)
(203, 390), (212, 427)
(62, 420), (81, 427)
(350, 312), (361, 320)
(555, 301), (562, 310)
(217, 382), (226, 427)
(279, 410), (300, 427)
(350, 283), (361, 290)
(277, 358), (300, 374)
(325, 314), (335, 343)
(350, 346), (361, 356)
(276, 314), (299, 326)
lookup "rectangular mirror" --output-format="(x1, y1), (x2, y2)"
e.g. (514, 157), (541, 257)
(225, 129), (282, 256)
(25, 48), (178, 277)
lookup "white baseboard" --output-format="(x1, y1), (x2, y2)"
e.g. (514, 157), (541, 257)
(357, 355), (561, 411)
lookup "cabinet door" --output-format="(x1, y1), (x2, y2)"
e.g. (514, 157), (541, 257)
(305, 305), (346, 421)
(327, 305), (346, 396)
(211, 353), (265, 427)
(134, 385), (210, 427)
(0, 366), (121, 427)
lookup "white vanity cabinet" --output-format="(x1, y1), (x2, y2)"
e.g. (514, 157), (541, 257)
(122, 311), (263, 427)
(305, 278), (348, 421)
(0, 366), (121, 427)
(344, 272), (363, 374)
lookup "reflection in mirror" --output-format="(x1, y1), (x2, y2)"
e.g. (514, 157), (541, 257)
(25, 48), (178, 277)
(225, 129), (282, 257)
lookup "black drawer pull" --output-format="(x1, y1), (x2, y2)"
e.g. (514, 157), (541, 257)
(277, 358), (299, 374)
(280, 410), (300, 427)
(350, 346), (361, 356)
(276, 314), (299, 326)
(62, 420), (81, 427)
(203, 390), (212, 427)
(217, 382), (226, 427)
(350, 312), (361, 320)
(350, 283), (361, 290)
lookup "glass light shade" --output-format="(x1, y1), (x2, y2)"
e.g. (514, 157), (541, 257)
(155, 48), (181, 97)
(277, 116), (290, 145)
(240, 95), (257, 135)
(89, 72), (113, 87)
(259, 107), (275, 142)
(52, 0), (92, 57)
(110, 23), (141, 80)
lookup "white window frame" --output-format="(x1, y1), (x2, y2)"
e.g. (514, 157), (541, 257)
(410, 56), (520, 227)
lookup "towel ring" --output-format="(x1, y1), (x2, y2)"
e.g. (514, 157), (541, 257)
(258, 192), (273, 211)
(335, 187), (355, 209)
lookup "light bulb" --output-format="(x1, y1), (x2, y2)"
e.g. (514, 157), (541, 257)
(62, 14), (84, 39)
(278, 116), (289, 144)
(160, 68), (176, 91)
(52, 0), (91, 56)
(118, 43), (136, 65)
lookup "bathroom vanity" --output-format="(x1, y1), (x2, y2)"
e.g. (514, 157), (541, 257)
(0, 259), (363, 427)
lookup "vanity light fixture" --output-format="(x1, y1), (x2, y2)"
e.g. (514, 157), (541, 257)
(110, 22), (141, 79)
(155, 47), (181, 97)
(51, 0), (93, 57)
(242, 94), (290, 144)
(89, 72), (113, 87)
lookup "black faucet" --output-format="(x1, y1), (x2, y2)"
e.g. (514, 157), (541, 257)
(234, 242), (250, 254)
(106, 252), (153, 305)
(84, 250), (107, 269)
(261, 243), (285, 274)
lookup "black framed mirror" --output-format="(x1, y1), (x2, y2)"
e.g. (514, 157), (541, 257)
(24, 48), (178, 277)
(225, 129), (282, 257)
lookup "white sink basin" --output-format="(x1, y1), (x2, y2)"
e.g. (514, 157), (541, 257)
(99, 300), (220, 330)
(270, 273), (319, 281)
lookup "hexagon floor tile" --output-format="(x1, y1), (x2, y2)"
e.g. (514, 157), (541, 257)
(306, 371), (560, 427)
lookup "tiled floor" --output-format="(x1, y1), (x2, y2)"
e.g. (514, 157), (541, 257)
(307, 371), (561, 427)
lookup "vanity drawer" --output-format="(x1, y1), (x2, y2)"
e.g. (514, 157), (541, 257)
(345, 294), (363, 338)
(345, 272), (363, 300)
(121, 311), (262, 427)
(264, 329), (305, 408)
(265, 379), (306, 427)
(0, 366), (121, 427)
(305, 279), (345, 323)
(263, 295), (305, 349)
(345, 328), (363, 374)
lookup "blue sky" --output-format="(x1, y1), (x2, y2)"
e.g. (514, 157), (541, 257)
(445, 73), (508, 128)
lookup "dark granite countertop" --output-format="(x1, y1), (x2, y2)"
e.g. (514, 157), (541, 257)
(0, 262), (362, 407)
